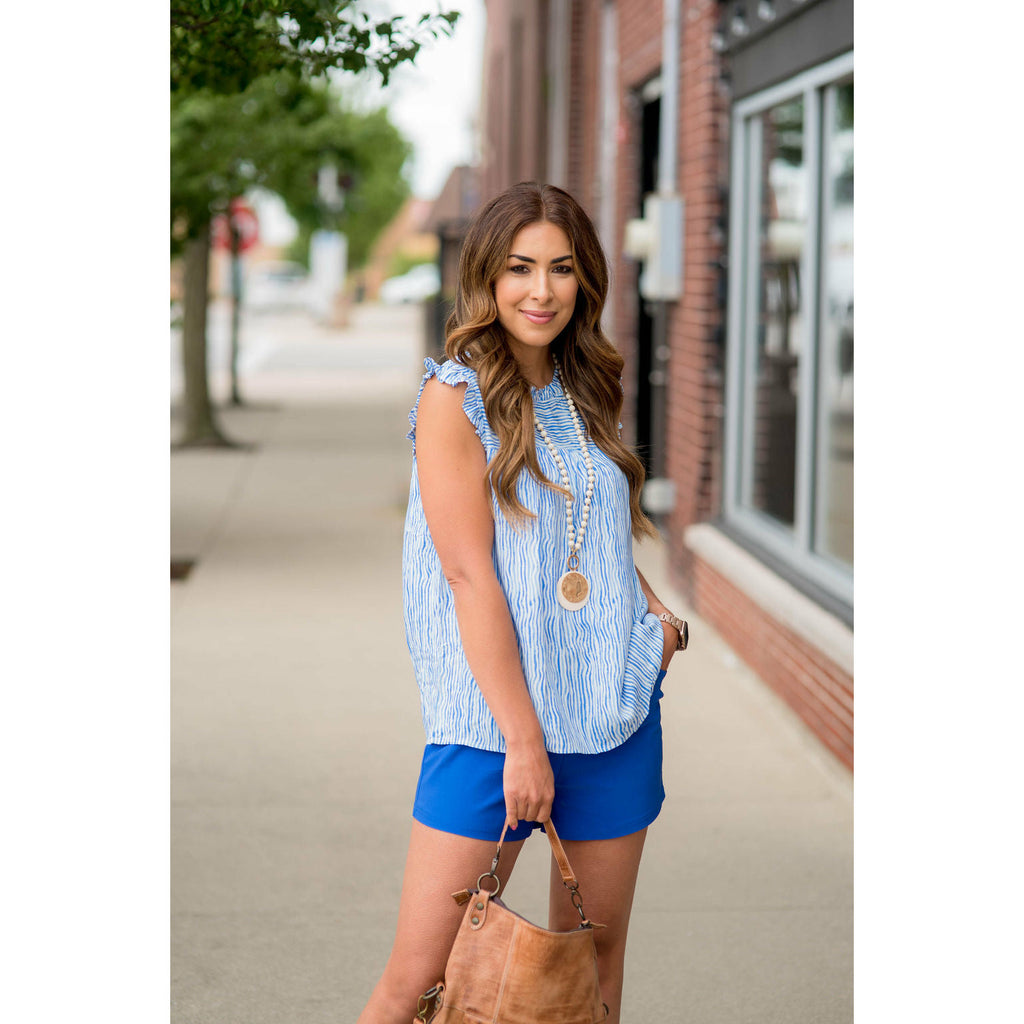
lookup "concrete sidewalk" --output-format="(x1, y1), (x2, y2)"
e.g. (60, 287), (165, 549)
(171, 304), (852, 1023)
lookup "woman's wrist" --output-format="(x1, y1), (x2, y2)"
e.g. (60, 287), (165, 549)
(658, 620), (675, 671)
(657, 611), (688, 652)
(504, 721), (546, 749)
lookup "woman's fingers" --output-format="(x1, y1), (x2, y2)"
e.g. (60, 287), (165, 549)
(505, 785), (555, 826)
(503, 741), (555, 830)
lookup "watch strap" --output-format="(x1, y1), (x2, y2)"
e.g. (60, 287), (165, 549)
(658, 612), (689, 651)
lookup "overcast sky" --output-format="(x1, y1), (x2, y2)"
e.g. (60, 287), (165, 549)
(382, 0), (486, 199)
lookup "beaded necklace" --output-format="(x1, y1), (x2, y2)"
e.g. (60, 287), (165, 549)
(532, 354), (595, 611)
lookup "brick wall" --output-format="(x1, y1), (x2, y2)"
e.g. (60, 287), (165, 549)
(692, 553), (854, 769)
(612, 0), (662, 444)
(567, 1), (601, 210)
(480, 0), (548, 199)
(606, 0), (725, 544)
(665, 0), (726, 588)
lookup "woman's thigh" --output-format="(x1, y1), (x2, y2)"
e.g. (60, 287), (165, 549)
(547, 828), (649, 1024)
(379, 820), (526, 998)
(546, 828), (648, 950)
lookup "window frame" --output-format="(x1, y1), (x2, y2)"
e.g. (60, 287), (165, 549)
(723, 50), (855, 608)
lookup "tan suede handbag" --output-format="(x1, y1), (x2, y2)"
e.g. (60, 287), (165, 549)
(414, 818), (607, 1023)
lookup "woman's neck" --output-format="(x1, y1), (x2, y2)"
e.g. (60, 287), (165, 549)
(513, 349), (555, 389)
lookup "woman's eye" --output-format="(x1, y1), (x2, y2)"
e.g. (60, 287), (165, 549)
(507, 263), (572, 275)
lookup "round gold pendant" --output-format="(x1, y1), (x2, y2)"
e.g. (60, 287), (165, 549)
(556, 570), (590, 611)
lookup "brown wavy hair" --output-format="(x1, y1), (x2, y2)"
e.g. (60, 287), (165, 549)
(444, 181), (656, 539)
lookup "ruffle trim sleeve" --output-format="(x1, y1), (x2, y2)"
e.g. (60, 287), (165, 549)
(406, 357), (488, 456)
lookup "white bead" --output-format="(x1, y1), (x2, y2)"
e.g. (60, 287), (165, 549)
(534, 354), (605, 566)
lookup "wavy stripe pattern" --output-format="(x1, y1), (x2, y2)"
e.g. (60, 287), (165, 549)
(403, 357), (665, 754)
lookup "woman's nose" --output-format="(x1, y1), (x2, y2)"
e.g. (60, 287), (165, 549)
(530, 272), (553, 301)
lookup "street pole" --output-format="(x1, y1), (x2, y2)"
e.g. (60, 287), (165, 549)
(313, 163), (348, 325)
(228, 206), (244, 406)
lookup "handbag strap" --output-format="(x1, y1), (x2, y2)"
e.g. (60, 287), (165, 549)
(495, 817), (577, 887)
(477, 818), (592, 924)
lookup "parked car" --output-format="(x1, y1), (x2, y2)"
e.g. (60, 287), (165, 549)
(245, 260), (311, 312)
(379, 263), (440, 304)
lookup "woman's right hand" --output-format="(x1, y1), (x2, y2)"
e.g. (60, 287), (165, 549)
(503, 738), (555, 830)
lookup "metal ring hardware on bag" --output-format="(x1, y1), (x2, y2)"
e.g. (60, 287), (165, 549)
(476, 871), (501, 897)
(416, 983), (444, 1021)
(485, 818), (592, 925)
(476, 835), (504, 897)
(565, 880), (588, 923)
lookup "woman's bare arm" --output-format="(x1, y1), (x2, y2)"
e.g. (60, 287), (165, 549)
(415, 377), (553, 828)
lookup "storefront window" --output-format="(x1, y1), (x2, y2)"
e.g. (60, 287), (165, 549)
(814, 80), (854, 567)
(725, 54), (854, 605)
(748, 96), (805, 529)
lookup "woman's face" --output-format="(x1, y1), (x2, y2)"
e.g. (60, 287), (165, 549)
(494, 221), (579, 363)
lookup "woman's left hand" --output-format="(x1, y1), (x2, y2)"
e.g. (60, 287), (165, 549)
(635, 565), (679, 673)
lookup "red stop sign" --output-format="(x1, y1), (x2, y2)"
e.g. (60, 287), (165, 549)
(213, 199), (259, 252)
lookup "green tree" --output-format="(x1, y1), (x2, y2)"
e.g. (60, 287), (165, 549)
(172, 75), (412, 410)
(172, 0), (458, 95)
(267, 103), (412, 272)
(171, 1), (457, 447)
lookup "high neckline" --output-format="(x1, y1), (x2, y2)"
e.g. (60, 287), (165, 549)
(531, 367), (561, 397)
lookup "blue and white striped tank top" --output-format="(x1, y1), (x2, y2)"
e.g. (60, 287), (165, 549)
(402, 357), (665, 754)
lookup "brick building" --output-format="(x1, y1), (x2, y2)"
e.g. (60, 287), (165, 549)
(475, 0), (854, 768)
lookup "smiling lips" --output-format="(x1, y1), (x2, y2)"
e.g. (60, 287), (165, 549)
(521, 309), (557, 325)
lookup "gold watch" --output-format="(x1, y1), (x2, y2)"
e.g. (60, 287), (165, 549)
(658, 612), (689, 651)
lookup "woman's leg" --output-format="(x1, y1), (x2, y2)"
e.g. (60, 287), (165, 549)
(357, 820), (526, 1024)
(547, 829), (648, 1024)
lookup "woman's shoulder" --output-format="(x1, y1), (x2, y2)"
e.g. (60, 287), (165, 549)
(407, 357), (488, 453)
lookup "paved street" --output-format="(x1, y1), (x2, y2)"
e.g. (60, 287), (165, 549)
(171, 301), (852, 1023)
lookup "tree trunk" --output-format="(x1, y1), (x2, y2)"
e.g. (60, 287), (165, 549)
(176, 221), (233, 447)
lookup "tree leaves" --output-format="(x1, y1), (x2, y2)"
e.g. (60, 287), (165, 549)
(171, 1), (452, 260)
(171, 1), (460, 94)
(171, 73), (410, 269)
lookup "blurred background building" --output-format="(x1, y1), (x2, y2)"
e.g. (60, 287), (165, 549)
(471, 0), (854, 769)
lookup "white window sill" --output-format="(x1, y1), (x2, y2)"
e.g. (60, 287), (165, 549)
(684, 523), (853, 676)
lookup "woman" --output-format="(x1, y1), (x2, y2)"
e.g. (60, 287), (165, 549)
(357, 182), (687, 1024)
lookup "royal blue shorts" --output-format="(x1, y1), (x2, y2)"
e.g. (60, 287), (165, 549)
(412, 670), (666, 842)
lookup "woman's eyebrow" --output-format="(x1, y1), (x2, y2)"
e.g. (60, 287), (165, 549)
(508, 254), (573, 264)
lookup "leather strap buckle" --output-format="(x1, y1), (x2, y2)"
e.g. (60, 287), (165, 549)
(416, 983), (444, 1022)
